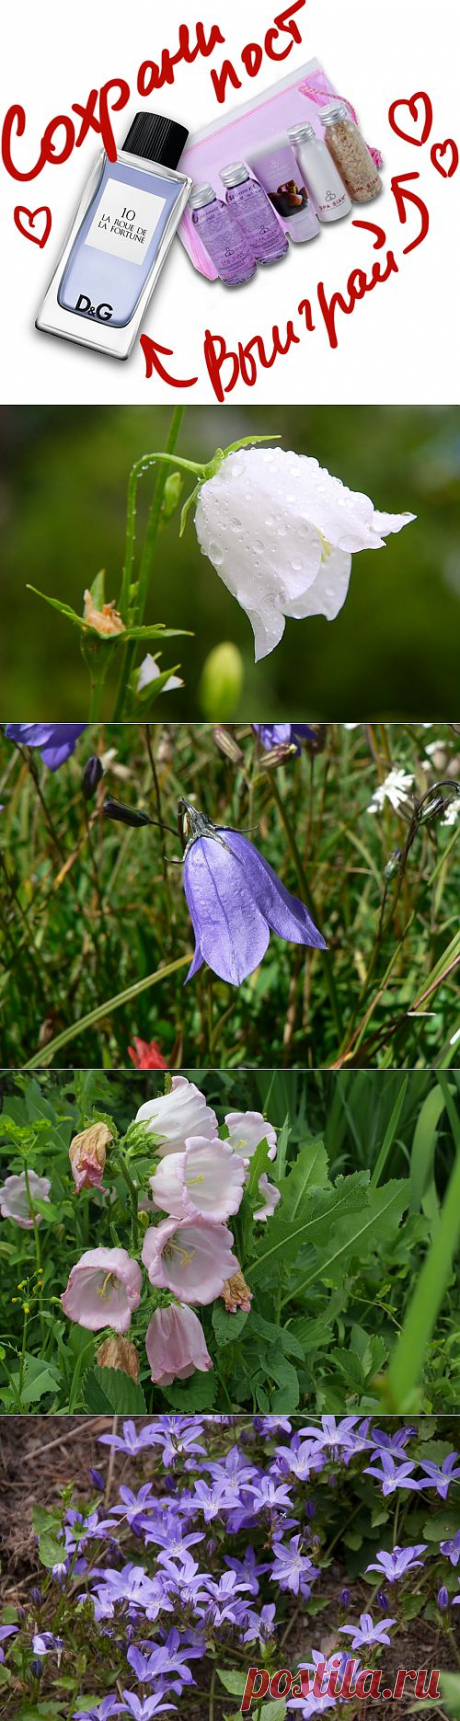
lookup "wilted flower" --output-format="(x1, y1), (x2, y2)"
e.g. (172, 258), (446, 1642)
(194, 446), (415, 659)
(225, 1109), (277, 1161)
(142, 1216), (238, 1304)
(128, 1037), (168, 1070)
(4, 723), (87, 769)
(61, 1246), (142, 1331)
(149, 1137), (246, 1223)
(97, 1336), (140, 1380)
(69, 1122), (112, 1194)
(181, 800), (326, 987)
(83, 591), (125, 635)
(145, 1302), (213, 1384)
(0, 1168), (51, 1228)
(221, 1267), (252, 1313)
(135, 1076), (218, 1156)
(367, 767), (415, 815)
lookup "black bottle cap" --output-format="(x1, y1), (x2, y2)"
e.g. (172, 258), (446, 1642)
(122, 112), (188, 169)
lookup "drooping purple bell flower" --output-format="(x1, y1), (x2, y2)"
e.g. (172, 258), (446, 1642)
(253, 723), (319, 753)
(4, 724), (87, 770)
(180, 799), (326, 987)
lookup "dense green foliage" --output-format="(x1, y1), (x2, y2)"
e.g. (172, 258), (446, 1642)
(1, 1069), (459, 1414)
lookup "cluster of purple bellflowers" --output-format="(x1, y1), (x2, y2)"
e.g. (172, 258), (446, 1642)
(4, 1416), (460, 1719)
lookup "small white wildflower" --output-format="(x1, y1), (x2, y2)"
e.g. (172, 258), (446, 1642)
(137, 654), (183, 694)
(368, 767), (415, 815)
(441, 796), (460, 826)
(194, 446), (415, 661)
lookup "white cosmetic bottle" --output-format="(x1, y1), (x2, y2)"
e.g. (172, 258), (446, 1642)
(288, 123), (352, 223)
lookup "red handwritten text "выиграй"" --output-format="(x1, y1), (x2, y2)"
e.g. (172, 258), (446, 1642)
(1, 5), (306, 183)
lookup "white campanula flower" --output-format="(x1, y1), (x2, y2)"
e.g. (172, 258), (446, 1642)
(135, 1076), (218, 1157)
(194, 447), (415, 660)
(367, 767), (415, 815)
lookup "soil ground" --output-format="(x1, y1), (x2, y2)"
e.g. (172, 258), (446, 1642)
(0, 1418), (459, 1720)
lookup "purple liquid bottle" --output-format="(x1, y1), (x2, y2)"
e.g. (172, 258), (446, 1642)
(220, 162), (289, 264)
(189, 183), (257, 285)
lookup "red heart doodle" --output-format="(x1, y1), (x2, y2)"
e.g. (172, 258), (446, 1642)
(431, 138), (459, 178)
(388, 92), (433, 146)
(13, 205), (52, 248)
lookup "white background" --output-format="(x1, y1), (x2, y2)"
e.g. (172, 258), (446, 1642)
(1, 0), (459, 405)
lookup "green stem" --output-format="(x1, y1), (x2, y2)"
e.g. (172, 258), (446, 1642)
(269, 775), (343, 1039)
(385, 1074), (460, 1407)
(114, 407), (189, 718)
(22, 952), (192, 1069)
(112, 1143), (139, 1251)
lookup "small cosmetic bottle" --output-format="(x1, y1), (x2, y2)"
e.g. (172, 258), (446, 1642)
(189, 184), (257, 285)
(288, 124), (352, 222)
(36, 112), (192, 359)
(246, 134), (320, 244)
(319, 104), (382, 203)
(219, 163), (289, 264)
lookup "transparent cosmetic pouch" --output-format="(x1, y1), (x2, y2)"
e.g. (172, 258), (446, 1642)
(178, 57), (382, 278)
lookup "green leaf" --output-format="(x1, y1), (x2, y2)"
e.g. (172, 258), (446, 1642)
(84, 1367), (147, 1415)
(32, 1505), (61, 1536)
(13, 1356), (61, 1406)
(440, 1673), (460, 1716)
(249, 1173), (368, 1283)
(410, 1085), (446, 1218)
(38, 1532), (67, 1569)
(217, 1669), (248, 1696)
(286, 1178), (408, 1302)
(164, 1370), (217, 1412)
(212, 1304), (250, 1346)
(89, 568), (106, 607)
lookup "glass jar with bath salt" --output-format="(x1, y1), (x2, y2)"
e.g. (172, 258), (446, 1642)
(189, 183), (257, 285)
(319, 104), (382, 203)
(288, 123), (352, 222)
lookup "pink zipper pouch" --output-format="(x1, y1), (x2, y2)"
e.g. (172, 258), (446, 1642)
(177, 57), (383, 278)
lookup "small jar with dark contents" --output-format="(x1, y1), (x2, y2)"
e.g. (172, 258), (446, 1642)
(319, 103), (382, 203)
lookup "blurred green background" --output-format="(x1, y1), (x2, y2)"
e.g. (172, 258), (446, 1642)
(0, 403), (459, 718)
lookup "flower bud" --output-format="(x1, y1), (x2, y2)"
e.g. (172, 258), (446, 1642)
(88, 1468), (105, 1491)
(198, 642), (243, 720)
(161, 471), (184, 520)
(376, 1591), (388, 1611)
(31, 1660), (43, 1679)
(31, 1588), (42, 1608)
(82, 754), (104, 799)
(96, 1335), (140, 1381)
(69, 1122), (112, 1194)
(339, 1588), (350, 1607)
(438, 1586), (449, 1611)
(306, 1501), (316, 1520)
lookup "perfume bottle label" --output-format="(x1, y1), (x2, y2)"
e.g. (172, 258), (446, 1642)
(85, 177), (167, 265)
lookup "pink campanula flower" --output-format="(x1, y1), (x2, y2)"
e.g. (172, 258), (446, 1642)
(145, 1302), (213, 1385)
(0, 1168), (51, 1228)
(225, 1109), (277, 1161)
(135, 1076), (218, 1157)
(149, 1137), (246, 1223)
(142, 1216), (238, 1304)
(61, 1247), (142, 1332)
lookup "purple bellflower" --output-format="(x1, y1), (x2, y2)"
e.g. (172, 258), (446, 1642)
(338, 1611), (396, 1649)
(440, 1530), (460, 1566)
(253, 724), (318, 752)
(4, 723), (87, 769)
(418, 1452), (460, 1497)
(0, 1625), (17, 1662)
(366, 1544), (427, 1582)
(363, 1453), (422, 1495)
(180, 799), (326, 987)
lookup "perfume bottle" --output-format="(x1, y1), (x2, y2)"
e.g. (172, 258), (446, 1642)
(36, 112), (192, 360)
(288, 124), (352, 222)
(189, 184), (257, 285)
(219, 163), (289, 264)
